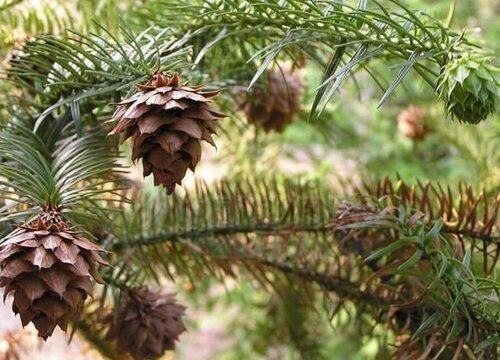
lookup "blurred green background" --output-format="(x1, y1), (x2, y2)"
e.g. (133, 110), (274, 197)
(0, 0), (498, 359)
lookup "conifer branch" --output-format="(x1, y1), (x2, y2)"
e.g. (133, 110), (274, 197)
(128, 0), (490, 118)
(107, 176), (500, 357)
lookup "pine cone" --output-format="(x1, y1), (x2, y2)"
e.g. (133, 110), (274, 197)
(332, 202), (381, 258)
(3, 36), (53, 90)
(244, 65), (304, 132)
(106, 287), (186, 360)
(2, 36), (31, 69)
(110, 72), (225, 194)
(0, 209), (108, 339)
(438, 55), (498, 124)
(397, 105), (427, 140)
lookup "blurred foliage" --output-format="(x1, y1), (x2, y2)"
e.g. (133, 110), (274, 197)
(0, 0), (499, 359)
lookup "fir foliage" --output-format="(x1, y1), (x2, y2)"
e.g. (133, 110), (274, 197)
(0, 0), (499, 358)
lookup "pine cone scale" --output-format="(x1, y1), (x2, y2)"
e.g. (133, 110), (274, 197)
(25, 246), (57, 269)
(10, 277), (48, 302)
(109, 116), (137, 136)
(41, 234), (62, 249)
(11, 288), (32, 312)
(0, 260), (35, 278)
(32, 317), (57, 339)
(183, 106), (224, 120)
(62, 288), (83, 309)
(170, 118), (204, 138)
(64, 256), (91, 277)
(37, 267), (75, 296)
(154, 132), (186, 154)
(136, 113), (171, 134)
(123, 103), (150, 119)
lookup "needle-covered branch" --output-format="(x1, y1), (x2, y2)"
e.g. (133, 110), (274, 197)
(106, 176), (500, 358)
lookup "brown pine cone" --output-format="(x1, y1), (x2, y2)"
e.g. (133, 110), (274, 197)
(110, 71), (225, 194)
(244, 65), (304, 132)
(0, 208), (108, 339)
(106, 286), (186, 360)
(397, 105), (427, 140)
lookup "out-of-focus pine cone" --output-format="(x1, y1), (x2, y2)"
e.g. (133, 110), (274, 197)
(397, 105), (427, 140)
(0, 208), (108, 339)
(3, 36), (56, 92)
(244, 65), (304, 133)
(106, 287), (186, 360)
(2, 36), (31, 69)
(110, 71), (225, 194)
(331, 201), (381, 257)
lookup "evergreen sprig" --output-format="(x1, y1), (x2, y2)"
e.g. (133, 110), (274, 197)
(0, 124), (124, 225)
(2, 27), (194, 130)
(3, 0), (496, 132)
(129, 0), (485, 118)
(103, 176), (500, 357)
(0, 0), (498, 358)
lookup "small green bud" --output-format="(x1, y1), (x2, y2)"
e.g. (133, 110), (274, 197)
(438, 54), (498, 124)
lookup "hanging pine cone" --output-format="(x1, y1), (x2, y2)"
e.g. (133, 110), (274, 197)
(438, 55), (498, 124)
(2, 36), (31, 69)
(0, 208), (107, 339)
(397, 105), (427, 140)
(110, 71), (225, 194)
(106, 287), (186, 360)
(331, 201), (381, 258)
(244, 65), (304, 132)
(3, 36), (54, 91)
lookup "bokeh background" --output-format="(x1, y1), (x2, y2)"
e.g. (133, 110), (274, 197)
(0, 0), (499, 359)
